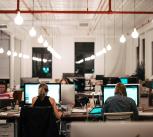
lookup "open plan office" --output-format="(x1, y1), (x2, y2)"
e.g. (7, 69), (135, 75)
(0, 0), (153, 137)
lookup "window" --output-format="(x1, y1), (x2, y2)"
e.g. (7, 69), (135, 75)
(32, 48), (52, 78)
(75, 42), (94, 76)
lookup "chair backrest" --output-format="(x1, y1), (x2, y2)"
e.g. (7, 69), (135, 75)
(20, 106), (59, 137)
(104, 112), (133, 121)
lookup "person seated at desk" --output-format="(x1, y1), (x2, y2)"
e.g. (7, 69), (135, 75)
(32, 83), (63, 119)
(104, 83), (138, 119)
(0, 82), (12, 99)
(60, 78), (69, 84)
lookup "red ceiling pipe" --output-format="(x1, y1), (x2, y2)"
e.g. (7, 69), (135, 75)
(21, 10), (153, 14)
(1, 10), (153, 14)
(0, 10), (153, 14)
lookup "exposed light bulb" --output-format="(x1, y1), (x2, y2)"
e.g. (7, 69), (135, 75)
(13, 52), (17, 57)
(120, 34), (126, 43)
(96, 50), (103, 57)
(18, 53), (22, 58)
(131, 28), (139, 39)
(43, 40), (48, 47)
(7, 50), (11, 56)
(0, 48), (4, 54)
(14, 11), (23, 25)
(23, 54), (30, 59)
(43, 59), (47, 63)
(37, 35), (44, 43)
(102, 48), (107, 54)
(29, 27), (37, 37)
(106, 44), (112, 51)
(47, 46), (61, 59)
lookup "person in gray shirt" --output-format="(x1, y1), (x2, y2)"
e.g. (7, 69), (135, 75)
(104, 83), (138, 120)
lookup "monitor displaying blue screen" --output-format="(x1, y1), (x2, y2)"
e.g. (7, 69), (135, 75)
(24, 83), (61, 104)
(120, 78), (128, 84)
(102, 85), (139, 106)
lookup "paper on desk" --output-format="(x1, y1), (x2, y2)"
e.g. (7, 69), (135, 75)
(0, 112), (8, 116)
(72, 108), (86, 113)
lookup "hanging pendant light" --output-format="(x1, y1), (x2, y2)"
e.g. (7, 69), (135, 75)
(120, 0), (126, 43)
(131, 0), (139, 39)
(43, 40), (49, 47)
(120, 34), (126, 43)
(106, 44), (112, 51)
(0, 48), (4, 54)
(29, 0), (37, 37)
(7, 50), (11, 56)
(131, 28), (139, 39)
(14, 11), (24, 25)
(29, 27), (37, 37)
(37, 35), (44, 43)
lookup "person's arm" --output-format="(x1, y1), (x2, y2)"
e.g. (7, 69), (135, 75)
(130, 99), (138, 120)
(32, 97), (38, 107)
(49, 98), (62, 119)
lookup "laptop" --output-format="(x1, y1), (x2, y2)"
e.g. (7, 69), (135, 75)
(88, 106), (103, 116)
(71, 122), (153, 137)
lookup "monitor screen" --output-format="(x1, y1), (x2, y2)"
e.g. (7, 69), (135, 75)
(96, 75), (104, 80)
(102, 85), (139, 106)
(120, 78), (128, 84)
(61, 84), (75, 105)
(24, 83), (61, 104)
(74, 78), (85, 92)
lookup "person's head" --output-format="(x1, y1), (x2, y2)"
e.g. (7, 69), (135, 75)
(60, 78), (68, 84)
(0, 82), (7, 94)
(38, 83), (48, 101)
(115, 83), (127, 96)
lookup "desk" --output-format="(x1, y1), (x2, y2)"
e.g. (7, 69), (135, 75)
(1, 109), (153, 137)
(0, 110), (19, 137)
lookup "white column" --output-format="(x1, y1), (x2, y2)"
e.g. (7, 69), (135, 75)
(10, 34), (15, 89)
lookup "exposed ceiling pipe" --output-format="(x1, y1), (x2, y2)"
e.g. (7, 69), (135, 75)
(1, 10), (153, 14)
(1, 0), (153, 15)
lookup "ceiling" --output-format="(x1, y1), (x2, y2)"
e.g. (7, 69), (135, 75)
(0, 0), (153, 38)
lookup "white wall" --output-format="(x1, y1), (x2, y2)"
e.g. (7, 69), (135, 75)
(20, 34), (107, 79)
(125, 37), (137, 76)
(17, 22), (153, 80)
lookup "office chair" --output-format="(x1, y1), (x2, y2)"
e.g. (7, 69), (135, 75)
(19, 106), (60, 137)
(104, 112), (133, 121)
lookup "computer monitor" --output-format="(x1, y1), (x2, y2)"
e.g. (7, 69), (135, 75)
(96, 75), (104, 80)
(62, 73), (75, 79)
(74, 78), (85, 92)
(128, 77), (138, 84)
(24, 83), (61, 105)
(120, 77), (128, 84)
(20, 77), (39, 90)
(61, 84), (75, 105)
(102, 85), (139, 106)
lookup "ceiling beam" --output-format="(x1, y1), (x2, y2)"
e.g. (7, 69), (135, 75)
(0, 10), (153, 14)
